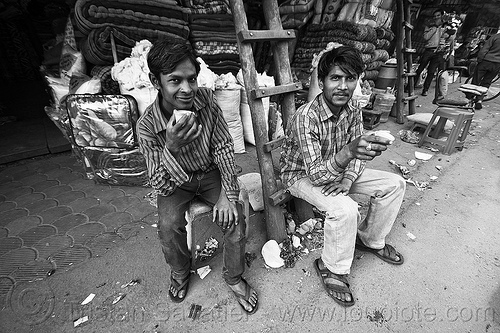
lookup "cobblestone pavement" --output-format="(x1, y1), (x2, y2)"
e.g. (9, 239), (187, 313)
(0, 153), (157, 311)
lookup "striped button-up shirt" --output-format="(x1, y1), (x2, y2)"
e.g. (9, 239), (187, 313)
(136, 87), (239, 201)
(280, 93), (366, 189)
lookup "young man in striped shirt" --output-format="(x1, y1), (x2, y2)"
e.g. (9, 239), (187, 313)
(280, 46), (406, 307)
(136, 40), (258, 314)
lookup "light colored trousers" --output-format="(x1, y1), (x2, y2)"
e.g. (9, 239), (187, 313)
(288, 168), (406, 275)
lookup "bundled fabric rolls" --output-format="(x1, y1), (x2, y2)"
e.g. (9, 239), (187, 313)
(187, 12), (240, 75)
(75, 0), (189, 38)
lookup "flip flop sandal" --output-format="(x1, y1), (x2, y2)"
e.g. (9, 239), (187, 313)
(355, 240), (404, 265)
(231, 277), (259, 315)
(169, 273), (190, 303)
(314, 258), (355, 307)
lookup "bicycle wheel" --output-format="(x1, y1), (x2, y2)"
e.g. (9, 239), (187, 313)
(464, 73), (500, 101)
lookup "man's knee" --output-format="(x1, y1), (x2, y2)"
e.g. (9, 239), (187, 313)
(158, 209), (187, 237)
(393, 174), (406, 191)
(326, 198), (359, 222)
(385, 173), (406, 195)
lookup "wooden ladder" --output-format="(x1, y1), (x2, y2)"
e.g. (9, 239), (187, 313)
(395, 0), (417, 123)
(229, 0), (312, 242)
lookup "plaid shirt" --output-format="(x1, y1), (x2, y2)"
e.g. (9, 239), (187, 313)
(136, 87), (239, 201)
(280, 93), (366, 188)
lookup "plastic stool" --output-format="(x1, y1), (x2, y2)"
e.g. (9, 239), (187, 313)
(418, 107), (474, 155)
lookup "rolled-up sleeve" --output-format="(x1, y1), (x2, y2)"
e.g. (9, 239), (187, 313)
(341, 110), (366, 182)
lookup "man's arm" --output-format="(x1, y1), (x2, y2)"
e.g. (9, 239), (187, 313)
(292, 110), (364, 186)
(136, 117), (189, 196)
(340, 108), (366, 183)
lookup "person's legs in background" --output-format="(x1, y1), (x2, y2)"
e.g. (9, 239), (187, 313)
(472, 60), (500, 109)
(422, 52), (445, 95)
(414, 49), (434, 88)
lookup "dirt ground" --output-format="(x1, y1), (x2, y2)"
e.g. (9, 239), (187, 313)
(1, 87), (500, 332)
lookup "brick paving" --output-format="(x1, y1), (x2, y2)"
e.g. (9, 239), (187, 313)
(0, 154), (157, 309)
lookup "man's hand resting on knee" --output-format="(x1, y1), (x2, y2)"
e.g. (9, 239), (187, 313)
(213, 189), (240, 230)
(322, 178), (353, 196)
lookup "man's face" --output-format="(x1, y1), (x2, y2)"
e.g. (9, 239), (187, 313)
(433, 12), (443, 25)
(153, 58), (198, 115)
(321, 65), (359, 113)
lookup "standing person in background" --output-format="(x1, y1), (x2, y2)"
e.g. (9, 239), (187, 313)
(414, 9), (445, 96)
(136, 40), (258, 314)
(472, 31), (500, 110)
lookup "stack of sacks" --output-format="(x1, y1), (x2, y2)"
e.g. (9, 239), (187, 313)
(184, 1), (240, 75)
(362, 26), (394, 85)
(197, 58), (245, 153)
(374, 26), (395, 51)
(363, 49), (390, 84)
(279, 0), (317, 29)
(214, 73), (246, 154)
(292, 0), (396, 86)
(237, 70), (284, 146)
(292, 21), (377, 77)
(75, 0), (190, 66)
(111, 40), (158, 116)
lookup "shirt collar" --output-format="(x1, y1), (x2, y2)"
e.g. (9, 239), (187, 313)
(317, 93), (353, 122)
(149, 89), (208, 134)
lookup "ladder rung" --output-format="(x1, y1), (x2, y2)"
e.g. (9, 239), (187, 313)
(403, 48), (416, 54)
(404, 22), (414, 30)
(251, 82), (303, 99)
(263, 137), (285, 153)
(403, 95), (419, 102)
(403, 72), (417, 77)
(269, 188), (291, 206)
(237, 30), (296, 43)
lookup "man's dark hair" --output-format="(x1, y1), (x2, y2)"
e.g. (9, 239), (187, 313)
(317, 46), (364, 81)
(147, 39), (200, 80)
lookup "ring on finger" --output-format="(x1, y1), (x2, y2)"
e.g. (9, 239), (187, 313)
(366, 143), (372, 151)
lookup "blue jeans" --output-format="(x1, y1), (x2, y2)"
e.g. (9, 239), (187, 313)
(156, 169), (246, 285)
(288, 169), (406, 275)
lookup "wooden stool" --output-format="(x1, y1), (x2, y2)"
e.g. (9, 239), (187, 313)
(418, 107), (474, 155)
